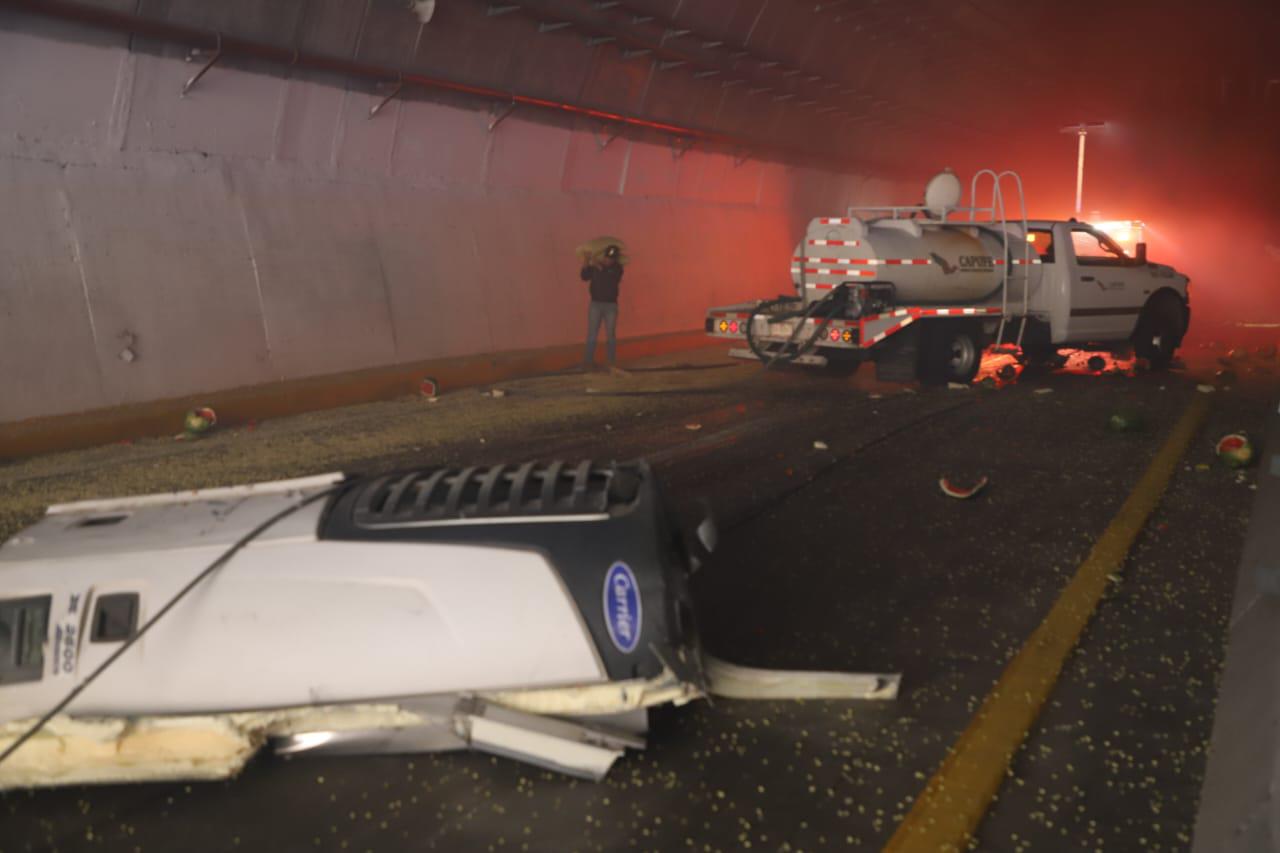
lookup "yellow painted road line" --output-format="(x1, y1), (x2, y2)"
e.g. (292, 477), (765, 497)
(884, 393), (1211, 853)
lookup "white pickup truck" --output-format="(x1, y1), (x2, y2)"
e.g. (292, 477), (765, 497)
(705, 170), (1191, 383)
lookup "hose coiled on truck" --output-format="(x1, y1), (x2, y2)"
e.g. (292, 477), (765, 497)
(746, 284), (852, 369)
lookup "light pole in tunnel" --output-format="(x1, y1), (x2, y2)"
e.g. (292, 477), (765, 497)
(1060, 121), (1106, 216)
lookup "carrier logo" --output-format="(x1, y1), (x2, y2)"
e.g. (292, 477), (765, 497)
(602, 562), (642, 654)
(930, 253), (993, 274)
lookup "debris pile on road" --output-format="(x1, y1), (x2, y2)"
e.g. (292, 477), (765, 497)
(0, 462), (902, 789)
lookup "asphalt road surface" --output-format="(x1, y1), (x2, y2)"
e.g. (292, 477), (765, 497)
(1, 344), (1273, 852)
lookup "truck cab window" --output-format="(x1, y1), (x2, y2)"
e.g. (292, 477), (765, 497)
(1028, 230), (1055, 262)
(1071, 229), (1129, 265)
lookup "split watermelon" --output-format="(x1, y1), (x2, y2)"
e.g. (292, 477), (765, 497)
(1216, 434), (1254, 468)
(939, 476), (989, 499)
(183, 407), (217, 437)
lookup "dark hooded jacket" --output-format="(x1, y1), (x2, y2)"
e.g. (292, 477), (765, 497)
(581, 262), (623, 303)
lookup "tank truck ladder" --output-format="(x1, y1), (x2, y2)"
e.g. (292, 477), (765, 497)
(969, 170), (1033, 349)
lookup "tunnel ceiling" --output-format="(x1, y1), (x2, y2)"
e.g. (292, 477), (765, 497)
(10, 0), (1280, 173)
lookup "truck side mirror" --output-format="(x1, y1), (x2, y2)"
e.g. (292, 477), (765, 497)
(1134, 242), (1148, 264)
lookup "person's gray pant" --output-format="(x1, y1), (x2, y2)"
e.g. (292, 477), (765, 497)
(584, 301), (618, 367)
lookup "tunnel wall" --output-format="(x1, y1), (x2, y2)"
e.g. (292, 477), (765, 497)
(0, 9), (909, 425)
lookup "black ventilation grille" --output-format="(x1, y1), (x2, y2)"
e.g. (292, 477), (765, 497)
(347, 461), (638, 528)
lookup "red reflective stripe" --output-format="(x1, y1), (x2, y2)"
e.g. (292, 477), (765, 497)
(808, 239), (860, 246)
(817, 217), (851, 224)
(804, 269), (876, 277)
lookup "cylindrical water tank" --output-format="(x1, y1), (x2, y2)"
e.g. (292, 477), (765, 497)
(791, 217), (1038, 306)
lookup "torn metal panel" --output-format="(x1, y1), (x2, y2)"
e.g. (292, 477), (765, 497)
(704, 655), (901, 700)
(0, 704), (425, 789)
(481, 667), (703, 716)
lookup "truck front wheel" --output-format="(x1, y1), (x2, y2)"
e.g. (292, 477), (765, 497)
(1133, 297), (1184, 370)
(919, 321), (983, 385)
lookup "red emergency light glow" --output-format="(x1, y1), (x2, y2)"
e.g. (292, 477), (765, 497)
(829, 328), (841, 342)
(729, 321), (739, 333)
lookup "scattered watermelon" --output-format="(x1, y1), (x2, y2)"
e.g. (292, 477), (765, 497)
(1086, 355), (1107, 372)
(420, 376), (440, 398)
(1216, 434), (1254, 468)
(182, 407), (217, 437)
(939, 476), (989, 499)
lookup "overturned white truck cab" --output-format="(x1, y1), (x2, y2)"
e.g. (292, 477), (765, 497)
(706, 169), (1191, 383)
(0, 463), (897, 788)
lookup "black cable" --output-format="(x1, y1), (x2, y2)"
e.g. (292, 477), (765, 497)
(723, 399), (974, 533)
(745, 285), (850, 369)
(0, 484), (343, 770)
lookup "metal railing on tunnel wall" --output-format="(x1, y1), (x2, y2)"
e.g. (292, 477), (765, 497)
(0, 0), (894, 177)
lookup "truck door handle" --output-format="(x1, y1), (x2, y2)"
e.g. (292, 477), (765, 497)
(1080, 275), (1096, 282)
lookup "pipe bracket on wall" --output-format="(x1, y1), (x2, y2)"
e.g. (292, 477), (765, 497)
(369, 76), (404, 119)
(488, 100), (517, 132)
(594, 124), (621, 150)
(669, 136), (694, 159)
(181, 32), (222, 97)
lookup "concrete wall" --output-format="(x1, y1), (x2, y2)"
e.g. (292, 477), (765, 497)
(0, 8), (907, 424)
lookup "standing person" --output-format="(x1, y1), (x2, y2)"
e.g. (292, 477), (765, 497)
(581, 244), (626, 373)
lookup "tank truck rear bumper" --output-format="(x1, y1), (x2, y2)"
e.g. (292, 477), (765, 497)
(706, 304), (1004, 361)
